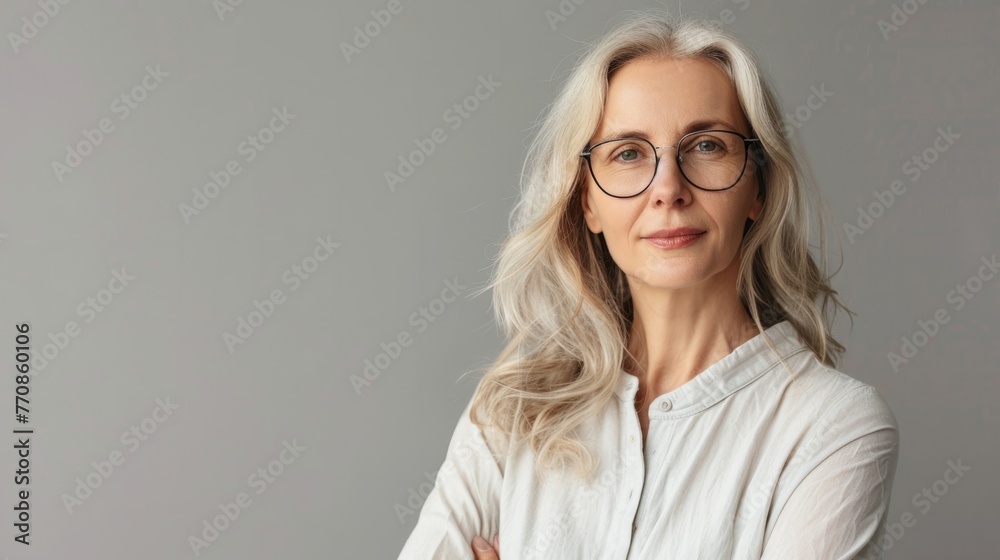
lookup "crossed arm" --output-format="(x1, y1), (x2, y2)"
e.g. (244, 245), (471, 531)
(403, 386), (899, 560)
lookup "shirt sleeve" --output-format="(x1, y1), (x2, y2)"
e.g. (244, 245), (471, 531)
(760, 385), (900, 560)
(397, 393), (505, 560)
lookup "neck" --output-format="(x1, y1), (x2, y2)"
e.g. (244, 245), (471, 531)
(624, 261), (760, 397)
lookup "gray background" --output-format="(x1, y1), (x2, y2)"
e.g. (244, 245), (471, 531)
(0, 0), (996, 558)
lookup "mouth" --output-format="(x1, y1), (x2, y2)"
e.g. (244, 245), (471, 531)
(643, 227), (706, 239)
(642, 229), (705, 249)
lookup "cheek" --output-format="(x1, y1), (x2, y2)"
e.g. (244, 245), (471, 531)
(601, 204), (641, 240)
(717, 200), (757, 249)
(600, 209), (646, 267)
(707, 196), (751, 230)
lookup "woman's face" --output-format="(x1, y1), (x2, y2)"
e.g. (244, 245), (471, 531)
(581, 56), (763, 291)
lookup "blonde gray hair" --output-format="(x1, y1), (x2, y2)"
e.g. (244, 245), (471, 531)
(464, 10), (852, 481)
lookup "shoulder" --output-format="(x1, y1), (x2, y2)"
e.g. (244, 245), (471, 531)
(772, 348), (899, 438)
(449, 390), (514, 475)
(755, 322), (895, 429)
(763, 350), (899, 474)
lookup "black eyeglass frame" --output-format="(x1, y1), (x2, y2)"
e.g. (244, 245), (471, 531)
(579, 129), (763, 198)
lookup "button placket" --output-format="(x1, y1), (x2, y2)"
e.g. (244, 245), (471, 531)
(621, 386), (645, 558)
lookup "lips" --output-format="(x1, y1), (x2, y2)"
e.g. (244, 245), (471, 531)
(643, 227), (705, 239)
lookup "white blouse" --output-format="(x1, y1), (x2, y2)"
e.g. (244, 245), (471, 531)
(397, 321), (900, 559)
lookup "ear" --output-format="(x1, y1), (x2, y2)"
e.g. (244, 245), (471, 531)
(748, 190), (764, 222)
(747, 174), (764, 222)
(746, 143), (766, 222)
(581, 183), (603, 234)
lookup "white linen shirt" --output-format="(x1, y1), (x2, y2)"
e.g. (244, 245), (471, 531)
(398, 320), (900, 559)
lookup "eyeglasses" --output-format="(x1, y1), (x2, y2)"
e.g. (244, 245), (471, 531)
(579, 129), (761, 198)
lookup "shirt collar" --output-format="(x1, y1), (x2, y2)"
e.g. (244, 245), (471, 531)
(614, 320), (809, 416)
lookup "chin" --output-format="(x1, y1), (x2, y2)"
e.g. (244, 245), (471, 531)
(628, 267), (705, 289)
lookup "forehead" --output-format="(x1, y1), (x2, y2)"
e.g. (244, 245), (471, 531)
(596, 56), (749, 139)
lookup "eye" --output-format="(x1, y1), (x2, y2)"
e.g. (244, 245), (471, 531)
(610, 143), (650, 163)
(618, 149), (639, 161)
(682, 134), (734, 159)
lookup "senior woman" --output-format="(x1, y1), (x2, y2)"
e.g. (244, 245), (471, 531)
(398, 11), (899, 560)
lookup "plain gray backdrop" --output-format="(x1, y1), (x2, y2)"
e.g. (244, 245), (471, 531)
(0, 0), (996, 558)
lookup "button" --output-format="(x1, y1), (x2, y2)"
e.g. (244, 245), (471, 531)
(659, 401), (672, 411)
(630, 435), (635, 443)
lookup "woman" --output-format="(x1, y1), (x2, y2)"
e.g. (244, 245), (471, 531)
(398, 11), (899, 560)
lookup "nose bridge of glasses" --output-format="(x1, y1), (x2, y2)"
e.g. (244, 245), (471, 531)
(651, 144), (678, 159)
(651, 143), (684, 167)
(648, 143), (687, 189)
(652, 143), (682, 167)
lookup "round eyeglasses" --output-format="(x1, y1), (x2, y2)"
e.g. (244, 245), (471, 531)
(579, 129), (761, 198)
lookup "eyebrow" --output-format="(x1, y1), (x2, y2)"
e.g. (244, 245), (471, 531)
(593, 119), (746, 145)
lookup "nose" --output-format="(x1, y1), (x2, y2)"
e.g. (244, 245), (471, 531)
(647, 147), (692, 206)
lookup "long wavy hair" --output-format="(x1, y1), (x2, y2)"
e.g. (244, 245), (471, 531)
(463, 10), (853, 482)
